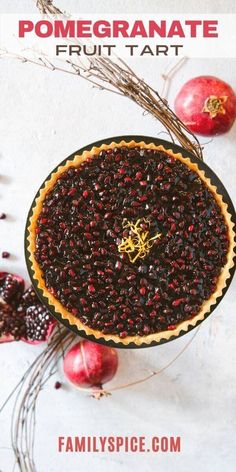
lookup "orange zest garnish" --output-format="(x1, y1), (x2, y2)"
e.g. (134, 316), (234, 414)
(118, 218), (161, 263)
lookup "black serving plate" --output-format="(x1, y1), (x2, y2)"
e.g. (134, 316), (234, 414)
(25, 135), (236, 349)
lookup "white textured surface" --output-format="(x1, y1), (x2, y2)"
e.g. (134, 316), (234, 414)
(0, 1), (236, 472)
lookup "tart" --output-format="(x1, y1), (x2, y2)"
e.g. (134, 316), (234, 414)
(27, 139), (235, 346)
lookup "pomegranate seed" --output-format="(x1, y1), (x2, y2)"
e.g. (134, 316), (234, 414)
(54, 381), (62, 389)
(79, 298), (87, 305)
(84, 232), (92, 239)
(150, 310), (157, 318)
(135, 171), (142, 180)
(71, 308), (79, 315)
(88, 284), (95, 294)
(68, 188), (77, 196)
(2, 251), (10, 258)
(0, 213), (6, 219)
(188, 225), (194, 232)
(82, 190), (89, 198)
(168, 283), (175, 289)
(139, 195), (148, 202)
(168, 325), (177, 330)
(172, 298), (184, 307)
(119, 331), (128, 338)
(140, 287), (146, 295)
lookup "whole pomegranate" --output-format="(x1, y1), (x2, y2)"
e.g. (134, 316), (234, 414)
(63, 340), (118, 388)
(174, 76), (236, 136)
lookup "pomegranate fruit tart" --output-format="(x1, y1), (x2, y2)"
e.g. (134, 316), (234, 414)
(26, 139), (235, 347)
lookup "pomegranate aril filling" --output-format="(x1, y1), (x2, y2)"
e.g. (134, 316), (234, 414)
(35, 147), (229, 338)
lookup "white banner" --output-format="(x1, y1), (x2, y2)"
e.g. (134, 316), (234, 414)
(0, 14), (236, 58)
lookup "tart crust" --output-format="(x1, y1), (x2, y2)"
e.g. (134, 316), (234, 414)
(26, 140), (236, 346)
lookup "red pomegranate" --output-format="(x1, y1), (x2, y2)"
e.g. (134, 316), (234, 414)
(174, 76), (236, 136)
(63, 340), (118, 388)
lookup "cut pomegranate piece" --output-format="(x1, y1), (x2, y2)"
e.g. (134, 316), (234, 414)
(0, 333), (15, 343)
(0, 274), (56, 345)
(0, 302), (26, 341)
(18, 286), (56, 344)
(0, 272), (25, 307)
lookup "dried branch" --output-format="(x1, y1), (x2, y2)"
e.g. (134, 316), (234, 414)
(9, 326), (75, 471)
(160, 57), (188, 100)
(0, 325), (200, 470)
(31, 0), (202, 158)
(0, 48), (203, 160)
(35, 0), (62, 14)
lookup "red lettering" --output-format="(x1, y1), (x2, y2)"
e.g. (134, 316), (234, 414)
(107, 437), (115, 452)
(130, 20), (148, 37)
(139, 436), (146, 452)
(168, 21), (185, 38)
(116, 437), (124, 451)
(130, 437), (138, 452)
(19, 20), (33, 37)
(203, 20), (218, 37)
(152, 437), (159, 452)
(65, 437), (73, 452)
(74, 436), (86, 452)
(54, 20), (75, 37)
(99, 436), (107, 452)
(113, 20), (129, 37)
(149, 20), (166, 37)
(58, 436), (64, 452)
(170, 436), (181, 452)
(185, 20), (202, 37)
(93, 21), (111, 38)
(77, 20), (92, 37)
(35, 20), (53, 38)
(161, 436), (168, 452)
